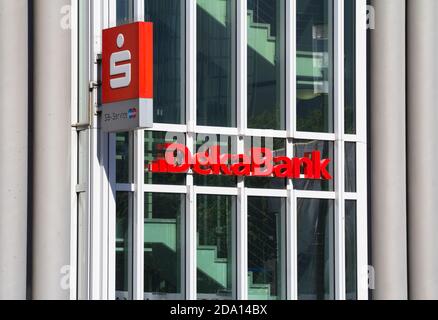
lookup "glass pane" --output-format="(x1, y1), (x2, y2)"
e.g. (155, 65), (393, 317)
(116, 192), (131, 300)
(197, 195), (236, 299)
(194, 134), (237, 187)
(144, 193), (184, 296)
(248, 197), (285, 300)
(297, 0), (334, 133)
(145, 0), (185, 124)
(293, 140), (334, 191)
(144, 131), (186, 185)
(245, 137), (287, 189)
(247, 0), (286, 130)
(345, 0), (356, 134)
(197, 0), (236, 127)
(298, 198), (335, 300)
(345, 142), (357, 193)
(116, 132), (131, 184)
(117, 0), (134, 25)
(345, 200), (357, 300)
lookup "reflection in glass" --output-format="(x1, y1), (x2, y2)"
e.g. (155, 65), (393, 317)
(245, 137), (287, 189)
(293, 140), (334, 191)
(194, 135), (237, 187)
(298, 198), (335, 300)
(117, 0), (133, 25)
(197, 195), (236, 299)
(248, 197), (285, 300)
(144, 131), (186, 185)
(345, 142), (356, 193)
(247, 0), (285, 130)
(345, 0), (356, 134)
(197, 0), (236, 127)
(297, 0), (333, 133)
(116, 192), (131, 299)
(145, 0), (184, 124)
(116, 133), (131, 184)
(346, 200), (357, 300)
(144, 193), (184, 296)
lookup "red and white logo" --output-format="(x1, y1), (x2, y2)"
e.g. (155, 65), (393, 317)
(102, 22), (153, 105)
(110, 33), (131, 89)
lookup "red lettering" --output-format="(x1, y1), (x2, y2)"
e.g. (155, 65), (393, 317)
(252, 148), (273, 177)
(148, 146), (333, 181)
(293, 157), (314, 179)
(273, 157), (293, 178)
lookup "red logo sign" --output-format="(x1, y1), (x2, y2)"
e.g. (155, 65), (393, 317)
(148, 144), (332, 180)
(102, 22), (153, 104)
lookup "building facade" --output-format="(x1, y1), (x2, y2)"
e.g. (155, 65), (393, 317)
(1, 0), (437, 301)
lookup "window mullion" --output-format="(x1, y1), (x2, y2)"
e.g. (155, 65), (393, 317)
(356, 0), (368, 301)
(237, 0), (247, 136)
(286, 0), (296, 137)
(132, 130), (145, 300)
(186, 0), (197, 132)
(334, 0), (346, 300)
(133, 0), (145, 22)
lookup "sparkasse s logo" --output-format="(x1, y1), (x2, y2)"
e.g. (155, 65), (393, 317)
(102, 22), (153, 104)
(110, 33), (131, 89)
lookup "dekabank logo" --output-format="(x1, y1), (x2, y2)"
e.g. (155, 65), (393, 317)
(128, 108), (137, 120)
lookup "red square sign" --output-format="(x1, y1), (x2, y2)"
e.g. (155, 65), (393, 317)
(102, 22), (153, 104)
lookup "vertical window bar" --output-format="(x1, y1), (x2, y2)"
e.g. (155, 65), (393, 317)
(186, 0), (197, 298)
(286, 0), (296, 137)
(286, 0), (297, 300)
(132, 1), (145, 301)
(334, 0), (346, 300)
(107, 0), (117, 301)
(90, 0), (112, 300)
(286, 138), (297, 300)
(237, 0), (247, 135)
(108, 133), (117, 300)
(236, 0), (248, 300)
(236, 136), (247, 300)
(356, 0), (368, 300)
(108, 0), (117, 26)
(132, 130), (145, 300)
(70, 0), (79, 301)
(187, 0), (197, 132)
(186, 185), (197, 300)
(186, 132), (196, 300)
(133, 0), (144, 22)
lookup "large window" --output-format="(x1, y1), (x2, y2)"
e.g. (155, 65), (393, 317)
(109, 0), (365, 301)
(145, 0), (185, 124)
(197, 195), (236, 299)
(247, 0), (286, 130)
(248, 197), (285, 300)
(144, 193), (185, 298)
(297, 198), (335, 300)
(297, 0), (333, 133)
(197, 0), (236, 127)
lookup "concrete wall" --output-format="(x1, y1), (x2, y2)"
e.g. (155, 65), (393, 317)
(368, 0), (408, 300)
(32, 0), (72, 300)
(0, 0), (29, 300)
(407, 0), (438, 300)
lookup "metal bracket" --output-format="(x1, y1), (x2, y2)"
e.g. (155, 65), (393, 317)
(72, 54), (103, 131)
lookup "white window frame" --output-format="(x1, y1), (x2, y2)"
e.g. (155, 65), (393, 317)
(77, 0), (368, 301)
